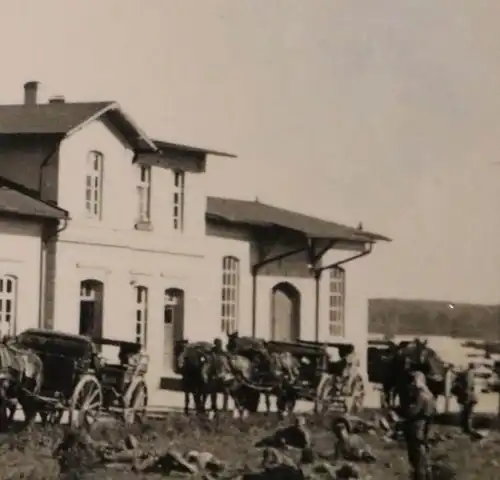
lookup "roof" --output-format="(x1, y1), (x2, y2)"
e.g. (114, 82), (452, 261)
(18, 328), (92, 343)
(153, 139), (236, 158)
(0, 101), (157, 152)
(0, 102), (112, 135)
(0, 177), (68, 220)
(206, 196), (390, 243)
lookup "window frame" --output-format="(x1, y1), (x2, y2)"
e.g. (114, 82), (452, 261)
(328, 266), (345, 337)
(172, 170), (185, 232)
(85, 150), (104, 219)
(0, 275), (17, 337)
(134, 285), (148, 347)
(137, 164), (152, 224)
(221, 256), (240, 334)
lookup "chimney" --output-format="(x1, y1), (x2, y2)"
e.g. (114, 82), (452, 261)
(49, 95), (65, 104)
(24, 81), (39, 105)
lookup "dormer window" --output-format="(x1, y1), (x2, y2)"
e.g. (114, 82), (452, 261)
(173, 170), (185, 231)
(137, 165), (151, 224)
(85, 151), (103, 219)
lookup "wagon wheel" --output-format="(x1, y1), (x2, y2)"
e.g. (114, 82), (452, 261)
(315, 374), (337, 414)
(69, 375), (103, 429)
(123, 380), (148, 425)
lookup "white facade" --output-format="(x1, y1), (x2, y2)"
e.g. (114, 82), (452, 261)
(49, 119), (209, 390)
(44, 115), (373, 398)
(0, 219), (43, 338)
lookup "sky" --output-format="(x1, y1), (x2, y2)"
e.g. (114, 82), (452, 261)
(2, 1), (500, 303)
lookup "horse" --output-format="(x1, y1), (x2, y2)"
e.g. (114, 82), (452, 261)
(226, 332), (277, 412)
(0, 339), (43, 431)
(177, 341), (230, 415)
(381, 338), (449, 409)
(209, 349), (300, 418)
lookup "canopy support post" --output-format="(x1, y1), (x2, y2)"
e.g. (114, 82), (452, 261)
(251, 232), (308, 337)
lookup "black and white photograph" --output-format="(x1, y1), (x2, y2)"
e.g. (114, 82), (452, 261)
(0, 1), (498, 478)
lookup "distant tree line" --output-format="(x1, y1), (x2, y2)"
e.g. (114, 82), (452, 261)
(368, 298), (500, 341)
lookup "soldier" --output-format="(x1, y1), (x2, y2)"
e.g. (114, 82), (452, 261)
(403, 371), (436, 480)
(260, 447), (304, 479)
(454, 362), (478, 435)
(256, 415), (312, 450)
(331, 416), (376, 462)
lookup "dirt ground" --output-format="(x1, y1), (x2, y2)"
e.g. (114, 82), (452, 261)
(0, 412), (499, 479)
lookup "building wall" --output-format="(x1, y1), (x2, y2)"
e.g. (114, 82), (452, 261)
(51, 239), (204, 390)
(51, 118), (212, 392)
(57, 119), (206, 256)
(0, 218), (43, 335)
(205, 222), (364, 352)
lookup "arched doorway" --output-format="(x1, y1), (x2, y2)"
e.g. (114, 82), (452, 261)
(163, 288), (185, 372)
(79, 279), (104, 339)
(271, 282), (301, 342)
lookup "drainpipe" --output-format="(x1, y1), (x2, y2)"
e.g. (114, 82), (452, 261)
(38, 218), (69, 329)
(251, 244), (307, 337)
(313, 242), (373, 341)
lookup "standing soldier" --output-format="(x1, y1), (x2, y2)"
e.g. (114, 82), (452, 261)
(453, 362), (478, 435)
(403, 371), (436, 480)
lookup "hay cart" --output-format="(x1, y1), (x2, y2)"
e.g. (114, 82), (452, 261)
(13, 329), (148, 428)
(266, 339), (364, 415)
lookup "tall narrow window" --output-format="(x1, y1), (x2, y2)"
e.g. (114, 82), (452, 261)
(137, 165), (151, 223)
(173, 170), (185, 231)
(85, 151), (104, 218)
(328, 267), (345, 337)
(0, 275), (17, 338)
(135, 286), (148, 347)
(221, 256), (240, 334)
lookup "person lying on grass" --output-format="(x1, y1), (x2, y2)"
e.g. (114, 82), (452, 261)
(331, 416), (376, 463)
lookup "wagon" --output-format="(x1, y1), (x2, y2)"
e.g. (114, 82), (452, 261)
(13, 329), (149, 428)
(265, 339), (365, 415)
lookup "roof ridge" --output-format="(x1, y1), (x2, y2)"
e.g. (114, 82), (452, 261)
(0, 176), (68, 216)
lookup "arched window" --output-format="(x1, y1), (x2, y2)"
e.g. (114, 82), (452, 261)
(221, 256), (240, 334)
(79, 279), (104, 338)
(0, 275), (17, 337)
(85, 150), (104, 218)
(135, 286), (148, 347)
(328, 267), (345, 337)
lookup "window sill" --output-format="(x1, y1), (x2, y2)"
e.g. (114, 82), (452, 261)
(134, 221), (153, 232)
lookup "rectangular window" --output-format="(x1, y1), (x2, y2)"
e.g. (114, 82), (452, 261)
(137, 165), (152, 223)
(173, 170), (185, 231)
(221, 256), (240, 334)
(0, 275), (17, 338)
(135, 286), (148, 347)
(85, 151), (103, 219)
(328, 267), (345, 337)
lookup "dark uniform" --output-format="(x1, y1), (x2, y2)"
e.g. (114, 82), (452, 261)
(403, 372), (436, 480)
(454, 363), (477, 434)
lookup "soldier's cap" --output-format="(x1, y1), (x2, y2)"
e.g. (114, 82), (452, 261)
(331, 416), (352, 434)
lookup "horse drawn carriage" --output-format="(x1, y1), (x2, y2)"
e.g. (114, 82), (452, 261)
(267, 339), (365, 414)
(226, 335), (365, 415)
(10, 329), (149, 427)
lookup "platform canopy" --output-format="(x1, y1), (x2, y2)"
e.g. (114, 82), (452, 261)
(206, 196), (390, 244)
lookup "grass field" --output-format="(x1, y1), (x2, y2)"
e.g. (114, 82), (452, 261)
(1, 412), (499, 479)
